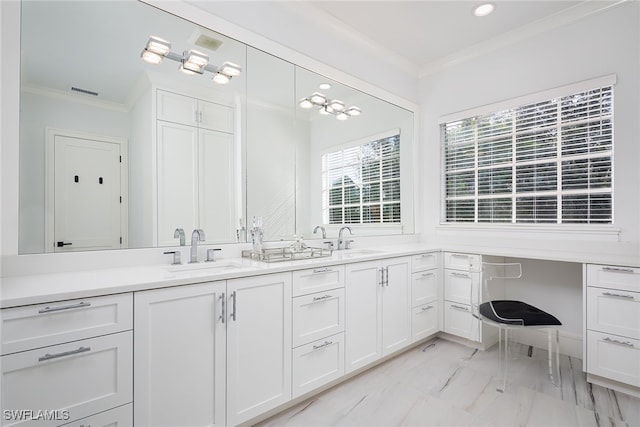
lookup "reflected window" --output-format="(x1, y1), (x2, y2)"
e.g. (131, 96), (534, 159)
(322, 130), (400, 225)
(441, 78), (614, 225)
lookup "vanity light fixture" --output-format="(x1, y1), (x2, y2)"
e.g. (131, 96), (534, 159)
(299, 92), (361, 120)
(141, 35), (242, 85)
(474, 3), (495, 17)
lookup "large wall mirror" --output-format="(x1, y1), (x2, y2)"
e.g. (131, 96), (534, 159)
(18, 0), (414, 254)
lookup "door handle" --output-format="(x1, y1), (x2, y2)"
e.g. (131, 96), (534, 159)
(57, 241), (72, 247)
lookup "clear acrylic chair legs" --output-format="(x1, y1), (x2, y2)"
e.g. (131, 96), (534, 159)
(495, 327), (561, 393)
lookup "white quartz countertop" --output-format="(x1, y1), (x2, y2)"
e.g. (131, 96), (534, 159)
(0, 244), (440, 308)
(2, 241), (637, 309)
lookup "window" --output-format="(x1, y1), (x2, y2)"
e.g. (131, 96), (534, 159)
(441, 77), (614, 225)
(323, 130), (401, 225)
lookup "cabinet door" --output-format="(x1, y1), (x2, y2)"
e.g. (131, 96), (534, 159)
(134, 282), (226, 427)
(198, 100), (234, 133)
(199, 129), (236, 243)
(345, 261), (382, 373)
(157, 90), (198, 127)
(382, 257), (411, 355)
(156, 121), (198, 246)
(226, 273), (292, 426)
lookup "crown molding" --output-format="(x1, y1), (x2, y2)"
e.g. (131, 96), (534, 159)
(419, 0), (630, 78)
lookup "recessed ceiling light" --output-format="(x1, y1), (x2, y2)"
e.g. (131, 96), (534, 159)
(319, 83), (331, 90)
(474, 3), (495, 17)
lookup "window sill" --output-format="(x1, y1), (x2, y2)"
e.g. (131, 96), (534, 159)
(435, 223), (621, 242)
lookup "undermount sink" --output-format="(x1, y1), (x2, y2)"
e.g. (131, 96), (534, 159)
(335, 249), (383, 258)
(165, 261), (244, 273)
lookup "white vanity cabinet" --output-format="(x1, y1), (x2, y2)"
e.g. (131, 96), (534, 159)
(1, 294), (133, 427)
(133, 281), (227, 427)
(291, 266), (345, 398)
(585, 264), (640, 392)
(345, 257), (411, 373)
(226, 273), (292, 426)
(155, 89), (237, 246)
(411, 252), (440, 342)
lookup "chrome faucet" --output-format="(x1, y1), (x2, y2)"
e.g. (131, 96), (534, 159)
(190, 229), (205, 263)
(174, 228), (185, 246)
(313, 225), (327, 239)
(337, 226), (353, 250)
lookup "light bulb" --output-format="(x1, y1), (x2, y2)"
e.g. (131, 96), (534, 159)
(141, 50), (163, 64)
(212, 72), (231, 84)
(299, 98), (313, 109)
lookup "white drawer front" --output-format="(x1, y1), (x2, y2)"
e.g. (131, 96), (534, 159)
(1, 332), (133, 427)
(411, 269), (439, 307)
(444, 270), (480, 305)
(587, 287), (640, 339)
(59, 403), (132, 427)
(292, 333), (344, 398)
(587, 264), (640, 293)
(412, 252), (440, 272)
(587, 330), (640, 387)
(444, 252), (481, 272)
(1, 294), (133, 355)
(444, 302), (479, 341)
(293, 289), (344, 347)
(292, 266), (345, 297)
(412, 303), (438, 342)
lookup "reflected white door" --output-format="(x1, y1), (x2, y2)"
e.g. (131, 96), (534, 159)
(52, 134), (122, 251)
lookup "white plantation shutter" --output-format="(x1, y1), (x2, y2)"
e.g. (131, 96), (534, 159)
(442, 76), (614, 224)
(323, 130), (401, 225)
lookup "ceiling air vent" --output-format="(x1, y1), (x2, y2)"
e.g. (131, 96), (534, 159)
(192, 32), (223, 52)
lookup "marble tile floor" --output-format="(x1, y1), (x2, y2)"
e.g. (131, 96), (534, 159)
(255, 338), (639, 427)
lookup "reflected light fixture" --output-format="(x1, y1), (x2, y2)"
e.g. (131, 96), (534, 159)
(298, 92), (361, 120)
(474, 3), (495, 17)
(141, 35), (242, 85)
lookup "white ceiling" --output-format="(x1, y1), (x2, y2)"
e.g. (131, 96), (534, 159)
(304, 0), (587, 69)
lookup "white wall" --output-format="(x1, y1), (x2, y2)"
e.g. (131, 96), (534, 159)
(419, 2), (640, 261)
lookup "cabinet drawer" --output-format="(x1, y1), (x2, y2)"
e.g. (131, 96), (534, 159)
(60, 403), (132, 427)
(1, 294), (133, 355)
(293, 289), (344, 347)
(587, 287), (640, 339)
(444, 270), (480, 305)
(412, 252), (440, 272)
(444, 252), (481, 272)
(292, 266), (345, 297)
(412, 303), (438, 342)
(587, 330), (640, 387)
(292, 333), (344, 398)
(411, 269), (439, 307)
(443, 301), (479, 341)
(587, 264), (640, 293)
(1, 332), (133, 427)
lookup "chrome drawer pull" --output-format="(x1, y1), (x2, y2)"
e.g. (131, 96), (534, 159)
(38, 346), (91, 362)
(420, 272), (435, 278)
(602, 292), (635, 299)
(421, 305), (434, 311)
(313, 267), (331, 274)
(602, 267), (635, 274)
(312, 294), (333, 302)
(38, 301), (91, 314)
(312, 340), (333, 351)
(451, 304), (469, 312)
(420, 254), (434, 258)
(451, 254), (469, 259)
(219, 293), (226, 324)
(451, 272), (470, 279)
(603, 337), (635, 348)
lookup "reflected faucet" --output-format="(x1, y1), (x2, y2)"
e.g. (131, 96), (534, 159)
(190, 229), (206, 263)
(337, 226), (353, 250)
(313, 225), (327, 239)
(174, 228), (185, 246)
